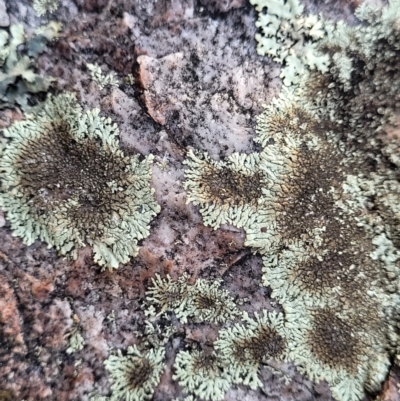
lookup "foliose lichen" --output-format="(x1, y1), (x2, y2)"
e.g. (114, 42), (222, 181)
(214, 310), (287, 390)
(284, 301), (390, 401)
(66, 329), (84, 354)
(0, 92), (160, 269)
(33, 0), (60, 16)
(180, 1), (400, 399)
(183, 149), (272, 231)
(104, 345), (165, 401)
(249, 0), (329, 85)
(86, 63), (119, 90)
(302, 0), (400, 152)
(0, 23), (61, 110)
(173, 349), (232, 401)
(145, 273), (240, 324)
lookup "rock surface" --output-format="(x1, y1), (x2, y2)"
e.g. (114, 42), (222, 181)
(0, 0), (399, 400)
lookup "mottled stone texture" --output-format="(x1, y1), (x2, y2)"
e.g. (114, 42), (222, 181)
(0, 0), (398, 400)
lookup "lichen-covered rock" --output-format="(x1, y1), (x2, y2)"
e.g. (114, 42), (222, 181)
(1, 0), (400, 400)
(284, 301), (390, 401)
(173, 349), (232, 401)
(250, 0), (329, 85)
(104, 345), (165, 401)
(33, 0), (60, 16)
(0, 92), (160, 269)
(145, 273), (241, 324)
(215, 311), (288, 390)
(0, 22), (61, 110)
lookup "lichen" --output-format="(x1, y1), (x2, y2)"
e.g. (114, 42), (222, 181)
(214, 310), (287, 390)
(86, 63), (119, 90)
(104, 345), (165, 401)
(33, 0), (60, 16)
(243, 91), (363, 258)
(180, 2), (400, 400)
(145, 273), (240, 324)
(0, 23), (61, 110)
(249, 0), (329, 86)
(284, 301), (390, 401)
(66, 330), (84, 354)
(0, 92), (160, 269)
(173, 349), (232, 401)
(183, 149), (273, 230)
(302, 0), (400, 153)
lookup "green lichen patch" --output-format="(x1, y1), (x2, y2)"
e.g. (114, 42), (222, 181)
(284, 302), (390, 401)
(104, 345), (165, 401)
(173, 349), (232, 401)
(66, 329), (84, 354)
(0, 92), (160, 269)
(0, 23), (61, 111)
(341, 174), (400, 294)
(145, 273), (192, 319)
(262, 228), (380, 308)
(214, 311), (287, 390)
(33, 0), (60, 16)
(245, 95), (353, 257)
(253, 88), (320, 147)
(145, 273), (240, 324)
(86, 63), (119, 90)
(249, 0), (329, 86)
(184, 149), (274, 230)
(302, 0), (400, 151)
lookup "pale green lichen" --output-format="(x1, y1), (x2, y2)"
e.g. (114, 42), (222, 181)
(145, 273), (191, 320)
(261, 235), (384, 308)
(33, 0), (60, 16)
(0, 92), (160, 269)
(283, 301), (390, 401)
(104, 345), (165, 401)
(184, 149), (273, 231)
(0, 23), (61, 110)
(173, 349), (231, 401)
(302, 0), (400, 150)
(253, 87), (317, 147)
(145, 273), (240, 324)
(249, 0), (329, 85)
(214, 310), (287, 390)
(341, 174), (400, 294)
(245, 91), (354, 256)
(66, 330), (85, 354)
(183, 91), (337, 256)
(87, 63), (119, 90)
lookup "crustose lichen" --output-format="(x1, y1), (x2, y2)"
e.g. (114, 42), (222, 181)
(0, 92), (160, 269)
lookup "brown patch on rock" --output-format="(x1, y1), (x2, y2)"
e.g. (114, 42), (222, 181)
(0, 274), (25, 352)
(185, 324), (221, 345)
(31, 278), (54, 301)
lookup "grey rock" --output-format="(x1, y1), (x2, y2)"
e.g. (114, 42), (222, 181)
(0, 0), (10, 27)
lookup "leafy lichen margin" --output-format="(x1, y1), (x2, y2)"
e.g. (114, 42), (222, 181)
(104, 345), (165, 401)
(0, 92), (160, 269)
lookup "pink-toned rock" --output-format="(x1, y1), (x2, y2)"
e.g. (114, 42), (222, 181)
(379, 367), (400, 401)
(0, 274), (25, 351)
